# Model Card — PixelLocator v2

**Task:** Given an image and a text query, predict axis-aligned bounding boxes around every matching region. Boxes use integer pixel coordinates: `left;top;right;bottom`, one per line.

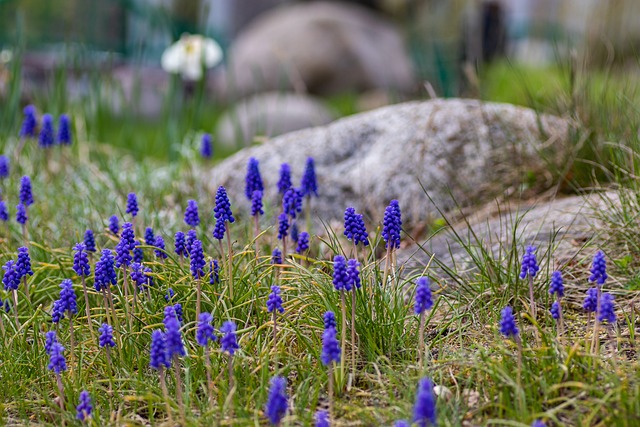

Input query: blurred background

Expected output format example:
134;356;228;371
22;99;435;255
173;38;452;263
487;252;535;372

1;0;639;160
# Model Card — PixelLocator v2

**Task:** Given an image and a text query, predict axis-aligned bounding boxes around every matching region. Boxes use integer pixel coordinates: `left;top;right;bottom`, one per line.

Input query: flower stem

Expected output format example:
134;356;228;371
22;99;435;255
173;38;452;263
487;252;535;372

419;311;425;369
158;367;174;425
528;275;536;320
81;276;94;337
351;289;357;379
173;355;185;425
11;289;19;329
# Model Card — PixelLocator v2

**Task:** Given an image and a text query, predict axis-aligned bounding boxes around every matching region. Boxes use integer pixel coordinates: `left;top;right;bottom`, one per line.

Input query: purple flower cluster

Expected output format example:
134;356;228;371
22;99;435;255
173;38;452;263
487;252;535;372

245;157;264;200
213;186;235;240
164;306;185;358
321;314;341;366
149;330;170;370
499;306;519;338
190;239;206;279
519;246;540;279
84;230;96;252
201;133;213;158
196;312;216;347
144;227;155;246
347;258;361;290
414;277;433;315
210;260;220;284
48;342;67;374
2;260;19;291
332;255;351;291
154;235;167;259
266;285;284;313
76;390;92;421
0;155;10;179
382;200;402;249
589;250;607;285
301;157;318;197
16;203;27;225
265;375;288;425
98;323;116;348
413;377;437;427
583;287;598;312
94;249;116;291
175;231;187;258
278;163;292;194
548;271;564;297
16;247;34;279
57;114;72;145
598;293;616;324
271;248;283;265
295;231;309;254
277;213;289;240
19;105;37;138
0;202;7;222
20;176;34;206
39;114;54;148
184;200;200;227
220;321;239;356
109;215;119;235
283;188;303;219
550;301;561;320
251;190;264;217
344;207;369;246
126;192;138;217
73;243;91;277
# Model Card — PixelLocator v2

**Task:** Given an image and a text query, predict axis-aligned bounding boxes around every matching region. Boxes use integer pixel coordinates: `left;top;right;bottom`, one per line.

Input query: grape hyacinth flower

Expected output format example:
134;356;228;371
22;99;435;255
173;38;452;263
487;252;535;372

130;262;150;291
84;230;96;252
175;231;187;259
499;306;519;339
196;312;216;347
165;288;175;302
382;200;402;287
221;320;240;400
598;293;616;324
0;155;10;178
108;215;119;235
549;270;565;334
94;249;117;292
15;246;34;302
197;312;217;402
16;203;27;225
48;341;67;409
45;330;58;354
126;192;139;218
213;186;235;297
115;231;133;269
333;255;350;367
277;212;290;258
210;259;220;285
415;277;433;366
519;245;540;319
220;321;239;356
271;248;283;265
73;243;91;277
174;303;184;323
99;323;116;348
589;250;607;286
144;227;155;246
321;312;340;416
296;231;309;254
150;330;170;370
185;229;197;258
19;105;37;138
277;163;292;195
251;190;264;253
267;285;284;350
19;176;34;206
190;238;206;318
301;157;318;197
184;199;200;227
395;421;410;427
290;222;299;243
413;377;437;427
154;235;167;260
133;240;143;264
76;390;92;422
550;301;561;320
531;420;546;427
57;114;72;145
323;311;336;330
321;320;341;366
164;306;186;418
283;187;303;219
3;259;19;327
265;375;288;426
38;114;54;148
48;342;67;373
583;287;598;313
149;329;174;423
51;299;65;324
315;410;330;427
201;133;213;158
344;207;369;249
58;279;78;358
0;201;7;223
245;157;264;200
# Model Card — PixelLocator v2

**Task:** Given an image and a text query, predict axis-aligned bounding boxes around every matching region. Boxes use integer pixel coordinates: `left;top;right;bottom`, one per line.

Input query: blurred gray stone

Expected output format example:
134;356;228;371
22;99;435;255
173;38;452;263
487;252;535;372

208;98;569;229
398;192;614;277
215;92;335;147
223;1;416;97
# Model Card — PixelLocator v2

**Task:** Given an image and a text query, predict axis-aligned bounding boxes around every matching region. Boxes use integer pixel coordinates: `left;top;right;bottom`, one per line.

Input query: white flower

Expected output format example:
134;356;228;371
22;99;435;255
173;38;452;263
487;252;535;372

161;34;223;81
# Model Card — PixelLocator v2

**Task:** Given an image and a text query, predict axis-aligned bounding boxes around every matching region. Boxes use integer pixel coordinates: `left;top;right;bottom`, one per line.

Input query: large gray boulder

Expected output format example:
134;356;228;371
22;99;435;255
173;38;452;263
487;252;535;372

222;1;416;97
215;92;335;147
208;98;570;229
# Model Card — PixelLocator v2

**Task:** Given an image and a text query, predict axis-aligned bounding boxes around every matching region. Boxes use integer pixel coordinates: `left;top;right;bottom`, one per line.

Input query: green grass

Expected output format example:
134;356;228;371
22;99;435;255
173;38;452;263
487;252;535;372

0;58;640;426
